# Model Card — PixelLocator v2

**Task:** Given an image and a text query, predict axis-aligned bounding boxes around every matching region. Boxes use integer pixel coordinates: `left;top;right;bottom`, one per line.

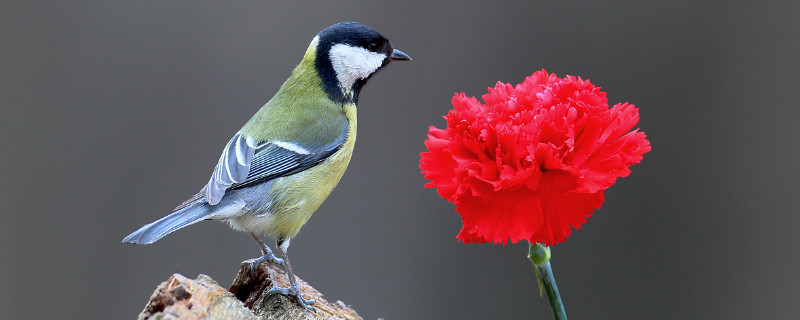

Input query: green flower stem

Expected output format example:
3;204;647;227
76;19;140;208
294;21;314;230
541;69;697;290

529;243;567;320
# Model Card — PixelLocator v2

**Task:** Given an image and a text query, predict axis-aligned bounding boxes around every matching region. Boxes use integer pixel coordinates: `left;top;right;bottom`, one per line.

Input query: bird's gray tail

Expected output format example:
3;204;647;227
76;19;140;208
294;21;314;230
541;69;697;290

122;202;212;244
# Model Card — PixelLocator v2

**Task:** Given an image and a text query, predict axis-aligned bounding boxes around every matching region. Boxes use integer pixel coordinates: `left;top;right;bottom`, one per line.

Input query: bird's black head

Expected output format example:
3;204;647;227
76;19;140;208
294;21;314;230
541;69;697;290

314;22;411;104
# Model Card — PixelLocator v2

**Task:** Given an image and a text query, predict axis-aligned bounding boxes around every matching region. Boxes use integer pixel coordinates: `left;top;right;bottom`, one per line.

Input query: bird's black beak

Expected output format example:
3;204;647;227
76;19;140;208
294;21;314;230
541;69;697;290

390;49;412;61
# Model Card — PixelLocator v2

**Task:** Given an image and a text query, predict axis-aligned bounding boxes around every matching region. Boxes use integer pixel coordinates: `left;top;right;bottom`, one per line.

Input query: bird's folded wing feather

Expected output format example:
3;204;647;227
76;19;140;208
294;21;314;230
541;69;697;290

202;123;349;205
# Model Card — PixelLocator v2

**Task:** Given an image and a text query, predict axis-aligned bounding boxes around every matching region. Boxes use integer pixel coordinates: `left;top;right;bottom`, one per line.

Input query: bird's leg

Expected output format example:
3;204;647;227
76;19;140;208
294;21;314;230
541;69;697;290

249;233;284;279
266;237;316;311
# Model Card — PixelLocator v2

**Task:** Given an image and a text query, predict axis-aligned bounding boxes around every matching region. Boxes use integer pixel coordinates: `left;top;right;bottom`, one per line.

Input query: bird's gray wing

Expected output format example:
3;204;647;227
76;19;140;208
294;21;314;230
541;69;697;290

203;134;259;205
203;124;348;205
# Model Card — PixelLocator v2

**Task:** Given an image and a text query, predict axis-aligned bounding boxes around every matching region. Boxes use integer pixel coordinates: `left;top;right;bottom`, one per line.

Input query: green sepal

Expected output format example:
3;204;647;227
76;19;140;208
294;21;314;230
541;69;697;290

529;242;551;265
528;242;550;296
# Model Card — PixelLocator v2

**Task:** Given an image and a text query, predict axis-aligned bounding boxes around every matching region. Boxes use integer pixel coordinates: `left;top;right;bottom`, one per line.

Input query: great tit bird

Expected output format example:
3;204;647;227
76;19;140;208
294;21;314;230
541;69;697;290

122;22;411;310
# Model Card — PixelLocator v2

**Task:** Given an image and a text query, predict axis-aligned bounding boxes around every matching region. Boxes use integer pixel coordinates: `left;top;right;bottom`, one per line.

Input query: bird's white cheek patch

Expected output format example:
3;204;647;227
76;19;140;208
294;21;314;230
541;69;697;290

329;44;386;88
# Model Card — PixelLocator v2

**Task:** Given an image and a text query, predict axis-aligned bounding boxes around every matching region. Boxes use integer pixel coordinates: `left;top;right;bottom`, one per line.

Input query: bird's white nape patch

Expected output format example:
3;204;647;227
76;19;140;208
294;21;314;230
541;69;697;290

272;141;310;155
329;43;387;88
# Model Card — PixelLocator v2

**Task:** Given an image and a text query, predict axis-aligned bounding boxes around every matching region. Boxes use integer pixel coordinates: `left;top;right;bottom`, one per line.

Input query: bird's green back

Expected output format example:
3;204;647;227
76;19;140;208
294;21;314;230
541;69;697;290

240;39;348;148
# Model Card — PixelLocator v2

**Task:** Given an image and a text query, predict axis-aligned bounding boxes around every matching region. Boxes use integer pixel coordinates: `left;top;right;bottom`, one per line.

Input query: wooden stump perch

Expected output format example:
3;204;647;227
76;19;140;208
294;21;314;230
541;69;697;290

138;259;363;320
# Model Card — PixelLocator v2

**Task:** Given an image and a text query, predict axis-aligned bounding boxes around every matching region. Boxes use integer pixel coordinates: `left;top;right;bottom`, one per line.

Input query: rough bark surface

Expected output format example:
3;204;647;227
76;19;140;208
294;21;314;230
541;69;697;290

137;259;362;320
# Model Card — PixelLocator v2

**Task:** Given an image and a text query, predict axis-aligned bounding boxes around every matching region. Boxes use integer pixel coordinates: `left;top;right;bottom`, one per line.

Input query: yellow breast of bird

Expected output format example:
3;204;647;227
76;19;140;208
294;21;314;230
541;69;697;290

266;104;357;238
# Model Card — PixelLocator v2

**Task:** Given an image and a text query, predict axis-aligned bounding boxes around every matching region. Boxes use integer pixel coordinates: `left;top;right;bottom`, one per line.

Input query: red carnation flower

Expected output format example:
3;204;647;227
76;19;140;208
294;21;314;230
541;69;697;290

420;70;651;245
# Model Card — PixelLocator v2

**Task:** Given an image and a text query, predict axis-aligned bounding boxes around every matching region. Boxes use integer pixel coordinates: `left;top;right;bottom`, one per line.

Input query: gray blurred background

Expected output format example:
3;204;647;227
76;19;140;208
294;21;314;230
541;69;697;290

2;1;799;319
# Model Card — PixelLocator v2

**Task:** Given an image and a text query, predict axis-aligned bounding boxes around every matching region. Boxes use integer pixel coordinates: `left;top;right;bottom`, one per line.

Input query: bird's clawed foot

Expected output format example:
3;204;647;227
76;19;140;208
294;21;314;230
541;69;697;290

249;233;285;279
249;253;285;279
266;285;316;311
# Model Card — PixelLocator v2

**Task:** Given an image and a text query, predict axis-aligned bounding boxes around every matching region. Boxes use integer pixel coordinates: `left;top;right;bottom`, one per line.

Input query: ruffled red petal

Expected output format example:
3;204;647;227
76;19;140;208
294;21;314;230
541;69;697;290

420;70;650;245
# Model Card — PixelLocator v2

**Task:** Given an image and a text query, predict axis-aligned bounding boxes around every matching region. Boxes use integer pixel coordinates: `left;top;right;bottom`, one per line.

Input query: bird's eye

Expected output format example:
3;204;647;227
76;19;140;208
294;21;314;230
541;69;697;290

367;42;379;52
